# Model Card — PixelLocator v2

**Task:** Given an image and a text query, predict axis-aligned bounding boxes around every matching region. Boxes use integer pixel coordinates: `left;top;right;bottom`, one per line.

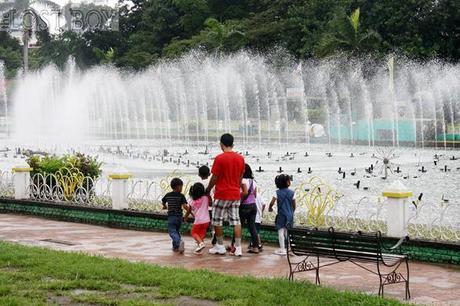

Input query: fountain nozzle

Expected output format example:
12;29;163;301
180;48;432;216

354;180;360;189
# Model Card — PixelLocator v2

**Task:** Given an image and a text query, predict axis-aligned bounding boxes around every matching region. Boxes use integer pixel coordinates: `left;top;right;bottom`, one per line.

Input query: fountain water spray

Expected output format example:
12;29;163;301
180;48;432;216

0;61;8;136
8;51;460;147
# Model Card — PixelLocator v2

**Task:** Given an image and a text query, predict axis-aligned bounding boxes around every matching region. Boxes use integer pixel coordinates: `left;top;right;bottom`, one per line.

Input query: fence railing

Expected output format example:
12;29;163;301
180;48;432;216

407;200;460;242
0;170;14;198
0;169;458;243
260;176;459;243
28;172;112;208
127;179;162;211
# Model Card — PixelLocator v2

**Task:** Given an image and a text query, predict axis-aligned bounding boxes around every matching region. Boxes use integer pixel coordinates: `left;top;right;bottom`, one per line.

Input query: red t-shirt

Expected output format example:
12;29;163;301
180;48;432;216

211;151;245;200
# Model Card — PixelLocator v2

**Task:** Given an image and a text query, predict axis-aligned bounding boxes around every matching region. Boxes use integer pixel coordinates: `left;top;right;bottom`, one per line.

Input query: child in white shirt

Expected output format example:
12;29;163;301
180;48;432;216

252;190;266;250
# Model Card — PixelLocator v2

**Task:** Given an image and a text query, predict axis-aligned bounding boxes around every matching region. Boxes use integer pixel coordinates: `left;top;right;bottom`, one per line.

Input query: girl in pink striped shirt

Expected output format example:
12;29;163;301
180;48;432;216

184;183;210;254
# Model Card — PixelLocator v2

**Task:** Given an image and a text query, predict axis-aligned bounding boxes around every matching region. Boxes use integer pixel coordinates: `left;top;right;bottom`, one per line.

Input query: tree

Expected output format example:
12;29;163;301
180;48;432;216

93;47;114;64
0;32;22;77
6;0;459;72
33;30;94;69
172;0;209;36
354;0;460;60
207;0;251;21
115;50;156;70
283;0;349;58
202;17;245;52
315;8;381;57
0;0;60;73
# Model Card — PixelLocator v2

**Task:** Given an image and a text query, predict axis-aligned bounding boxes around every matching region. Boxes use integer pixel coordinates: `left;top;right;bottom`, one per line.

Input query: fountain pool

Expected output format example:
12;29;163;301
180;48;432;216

0;52;459;241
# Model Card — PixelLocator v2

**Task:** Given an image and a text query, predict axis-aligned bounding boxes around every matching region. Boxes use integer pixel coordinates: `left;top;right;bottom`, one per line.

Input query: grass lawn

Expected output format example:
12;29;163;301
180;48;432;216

0;242;405;306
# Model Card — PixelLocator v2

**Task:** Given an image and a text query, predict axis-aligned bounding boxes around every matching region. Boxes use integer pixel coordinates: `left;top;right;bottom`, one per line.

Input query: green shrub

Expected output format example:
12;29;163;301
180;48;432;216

26;153;102;179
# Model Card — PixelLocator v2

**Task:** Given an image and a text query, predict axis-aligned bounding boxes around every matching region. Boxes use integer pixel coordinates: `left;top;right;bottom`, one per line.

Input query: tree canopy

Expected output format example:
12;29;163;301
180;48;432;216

0;0;459;76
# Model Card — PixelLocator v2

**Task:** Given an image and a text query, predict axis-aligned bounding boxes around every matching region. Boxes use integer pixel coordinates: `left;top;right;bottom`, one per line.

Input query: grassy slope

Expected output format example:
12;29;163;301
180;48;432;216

0;242;404;306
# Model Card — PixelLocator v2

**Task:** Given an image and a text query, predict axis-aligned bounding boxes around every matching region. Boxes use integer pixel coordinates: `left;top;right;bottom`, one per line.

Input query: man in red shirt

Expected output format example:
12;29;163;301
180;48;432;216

206;133;245;256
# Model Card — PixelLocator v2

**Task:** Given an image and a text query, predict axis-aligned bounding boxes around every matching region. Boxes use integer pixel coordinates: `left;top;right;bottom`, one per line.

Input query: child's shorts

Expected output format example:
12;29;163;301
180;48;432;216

192;222;210;240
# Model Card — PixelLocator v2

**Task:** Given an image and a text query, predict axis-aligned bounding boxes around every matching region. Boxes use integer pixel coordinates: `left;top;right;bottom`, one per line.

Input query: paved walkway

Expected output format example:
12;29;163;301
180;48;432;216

0;214;459;305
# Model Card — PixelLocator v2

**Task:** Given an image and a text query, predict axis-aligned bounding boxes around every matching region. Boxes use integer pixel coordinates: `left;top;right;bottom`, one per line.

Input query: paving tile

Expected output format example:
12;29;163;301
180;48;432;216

0;213;459;305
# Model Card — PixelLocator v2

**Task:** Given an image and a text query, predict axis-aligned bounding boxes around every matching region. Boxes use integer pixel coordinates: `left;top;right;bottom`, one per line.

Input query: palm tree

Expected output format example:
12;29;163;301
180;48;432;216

0;0;60;73
315;8;381;57
203;18;245;52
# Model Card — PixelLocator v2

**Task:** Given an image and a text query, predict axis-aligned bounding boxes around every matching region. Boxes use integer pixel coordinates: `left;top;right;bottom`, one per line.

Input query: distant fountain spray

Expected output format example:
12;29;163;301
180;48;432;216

8;51;460;147
0;61;8;136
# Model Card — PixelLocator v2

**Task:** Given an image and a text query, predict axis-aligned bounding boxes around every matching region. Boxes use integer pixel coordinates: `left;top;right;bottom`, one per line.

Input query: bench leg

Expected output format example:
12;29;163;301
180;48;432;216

377;261;384;298
287;256;320;284
315;268;320;285
288;255;294;282
289;269;294;281
287;244;295;282
405;258;411;300
377;259;410;300
315;255;321;285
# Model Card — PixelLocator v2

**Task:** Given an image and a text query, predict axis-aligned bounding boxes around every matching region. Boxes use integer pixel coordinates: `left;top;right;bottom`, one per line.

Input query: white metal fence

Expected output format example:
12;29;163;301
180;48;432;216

0;170;458;242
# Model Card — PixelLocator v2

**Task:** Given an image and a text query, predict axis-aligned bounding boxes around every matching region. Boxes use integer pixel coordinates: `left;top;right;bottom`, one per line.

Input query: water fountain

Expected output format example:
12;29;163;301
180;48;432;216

0;61;8;137
1;52;459;248
2;51;459;149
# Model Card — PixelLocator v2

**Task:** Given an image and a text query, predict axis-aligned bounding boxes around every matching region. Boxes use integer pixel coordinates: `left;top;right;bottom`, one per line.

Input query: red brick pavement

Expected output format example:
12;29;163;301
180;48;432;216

0;214;459;305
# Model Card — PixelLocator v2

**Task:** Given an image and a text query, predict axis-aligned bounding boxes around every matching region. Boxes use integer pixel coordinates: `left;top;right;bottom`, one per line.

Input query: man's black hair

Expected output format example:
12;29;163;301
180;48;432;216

170;178;183;190
198;165;210;178
220;133;234;147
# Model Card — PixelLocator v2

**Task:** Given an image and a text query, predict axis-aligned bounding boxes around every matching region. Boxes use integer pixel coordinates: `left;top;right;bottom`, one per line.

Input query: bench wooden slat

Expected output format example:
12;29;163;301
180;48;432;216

289;229;383;256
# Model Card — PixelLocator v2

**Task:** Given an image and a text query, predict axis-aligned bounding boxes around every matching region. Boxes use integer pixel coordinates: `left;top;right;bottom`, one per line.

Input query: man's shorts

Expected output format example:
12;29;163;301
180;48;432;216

212;199;240;226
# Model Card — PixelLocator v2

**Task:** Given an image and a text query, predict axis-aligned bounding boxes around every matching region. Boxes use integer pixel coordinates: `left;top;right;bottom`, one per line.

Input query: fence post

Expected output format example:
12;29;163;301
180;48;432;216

109;173;131;210
382;180;412;238
12;165;32;200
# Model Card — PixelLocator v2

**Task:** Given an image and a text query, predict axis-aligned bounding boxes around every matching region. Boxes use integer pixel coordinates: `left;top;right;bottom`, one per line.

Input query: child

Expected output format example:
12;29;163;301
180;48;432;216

253;189;266;251
240;163;259;254
184;182;210;254
268;174;296;256
161;178;188;254
228;163;258;255
198;165;216;245
198;165;211;185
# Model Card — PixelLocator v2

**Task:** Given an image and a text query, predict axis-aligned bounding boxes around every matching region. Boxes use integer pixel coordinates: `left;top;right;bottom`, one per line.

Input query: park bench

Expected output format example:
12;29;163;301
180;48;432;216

287;227;410;299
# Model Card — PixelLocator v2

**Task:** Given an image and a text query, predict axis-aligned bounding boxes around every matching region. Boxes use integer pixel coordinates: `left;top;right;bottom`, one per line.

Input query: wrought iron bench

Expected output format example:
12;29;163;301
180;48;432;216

287;227;410;299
